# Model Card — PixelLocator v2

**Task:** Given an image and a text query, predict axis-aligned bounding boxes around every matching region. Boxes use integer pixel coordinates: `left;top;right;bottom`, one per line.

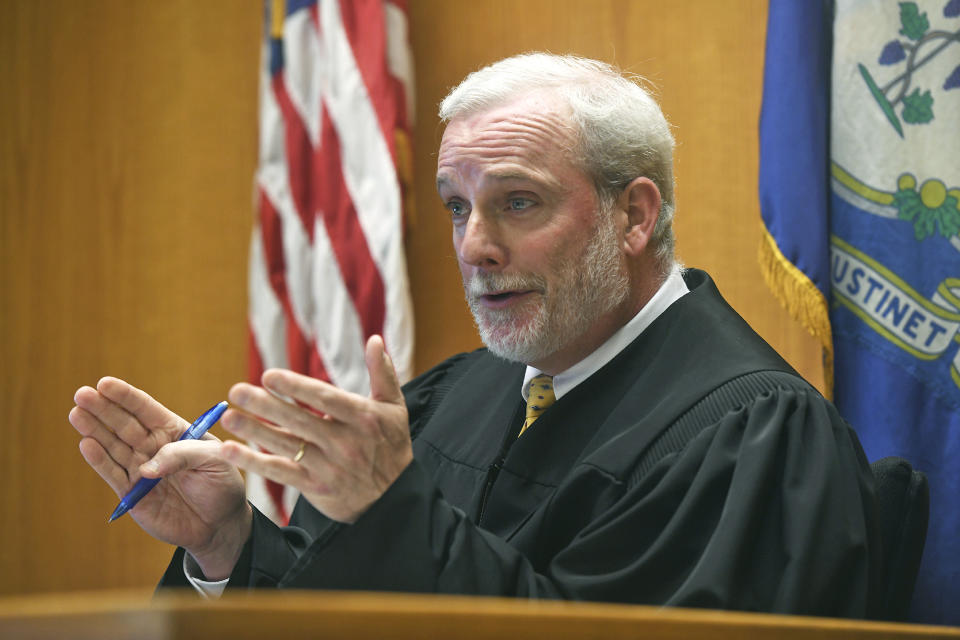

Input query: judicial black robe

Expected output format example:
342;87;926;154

162;269;882;617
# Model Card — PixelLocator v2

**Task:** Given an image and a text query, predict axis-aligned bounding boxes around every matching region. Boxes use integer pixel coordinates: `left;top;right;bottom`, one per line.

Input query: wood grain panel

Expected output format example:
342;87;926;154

2;591;959;639
0;0;823;596
0;0;261;594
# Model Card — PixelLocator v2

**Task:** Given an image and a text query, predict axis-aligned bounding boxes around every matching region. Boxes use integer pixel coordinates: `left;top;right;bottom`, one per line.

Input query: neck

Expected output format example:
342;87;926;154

530;274;662;375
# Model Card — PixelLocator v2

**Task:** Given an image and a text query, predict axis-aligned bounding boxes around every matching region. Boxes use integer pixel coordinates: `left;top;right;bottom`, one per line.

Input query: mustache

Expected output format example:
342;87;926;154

466;271;547;298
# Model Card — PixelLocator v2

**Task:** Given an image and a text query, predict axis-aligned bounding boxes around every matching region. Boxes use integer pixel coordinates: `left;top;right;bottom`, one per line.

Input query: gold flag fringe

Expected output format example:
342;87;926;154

758;225;835;399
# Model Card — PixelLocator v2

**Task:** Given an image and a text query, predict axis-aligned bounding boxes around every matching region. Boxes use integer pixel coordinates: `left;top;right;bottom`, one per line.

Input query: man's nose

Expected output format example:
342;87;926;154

458;212;506;269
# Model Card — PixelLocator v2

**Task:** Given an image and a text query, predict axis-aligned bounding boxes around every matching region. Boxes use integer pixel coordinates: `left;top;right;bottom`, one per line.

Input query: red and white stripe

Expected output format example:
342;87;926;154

247;0;415;524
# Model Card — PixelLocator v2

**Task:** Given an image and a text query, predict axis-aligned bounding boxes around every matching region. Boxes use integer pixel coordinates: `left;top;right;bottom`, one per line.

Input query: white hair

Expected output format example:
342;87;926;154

439;53;677;274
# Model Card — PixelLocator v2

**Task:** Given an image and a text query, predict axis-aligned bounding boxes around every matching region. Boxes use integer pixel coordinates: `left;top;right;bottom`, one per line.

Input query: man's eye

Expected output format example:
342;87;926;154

508;198;534;211
447;201;468;218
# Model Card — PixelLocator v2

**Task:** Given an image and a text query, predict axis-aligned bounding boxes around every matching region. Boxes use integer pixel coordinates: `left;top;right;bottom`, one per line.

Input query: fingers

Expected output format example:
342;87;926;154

221;440;308;488
140;439;228;479
259;368;364;425
97;376;187;441
239;371;376;455
78;437;132;497
73;399;225;491
365;335;404;405
249;336;402;428
73;378;185;456
73;384;151;449
220;404;307;459
69;404;139;470
227;383;320;440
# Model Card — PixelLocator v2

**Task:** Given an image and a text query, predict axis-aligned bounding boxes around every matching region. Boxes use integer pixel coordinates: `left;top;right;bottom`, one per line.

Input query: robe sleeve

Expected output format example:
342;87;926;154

244;383;880;617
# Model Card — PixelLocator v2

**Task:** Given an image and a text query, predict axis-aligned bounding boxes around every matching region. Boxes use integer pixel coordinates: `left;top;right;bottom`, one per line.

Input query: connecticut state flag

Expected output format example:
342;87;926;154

760;0;960;624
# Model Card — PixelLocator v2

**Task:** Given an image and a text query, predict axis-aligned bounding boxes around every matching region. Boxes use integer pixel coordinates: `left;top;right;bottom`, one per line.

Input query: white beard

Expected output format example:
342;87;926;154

464;211;629;364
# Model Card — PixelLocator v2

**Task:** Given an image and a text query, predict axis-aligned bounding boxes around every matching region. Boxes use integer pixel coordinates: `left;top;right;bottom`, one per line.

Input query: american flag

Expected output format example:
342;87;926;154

248;0;415;524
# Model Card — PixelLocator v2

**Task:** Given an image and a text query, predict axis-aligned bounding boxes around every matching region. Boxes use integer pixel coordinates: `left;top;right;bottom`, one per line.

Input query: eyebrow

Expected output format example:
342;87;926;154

436;170;551;193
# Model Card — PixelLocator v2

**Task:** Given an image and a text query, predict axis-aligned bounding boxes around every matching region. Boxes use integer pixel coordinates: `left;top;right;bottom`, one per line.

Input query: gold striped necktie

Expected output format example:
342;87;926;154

520;374;556;437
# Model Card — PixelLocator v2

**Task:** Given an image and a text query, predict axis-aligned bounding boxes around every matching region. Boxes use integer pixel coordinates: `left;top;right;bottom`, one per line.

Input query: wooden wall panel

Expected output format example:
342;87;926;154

0;0;262;594
0;0;821;595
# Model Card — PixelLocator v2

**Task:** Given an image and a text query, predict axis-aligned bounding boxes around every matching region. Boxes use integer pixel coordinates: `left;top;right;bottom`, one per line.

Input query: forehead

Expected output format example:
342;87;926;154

436;93;581;190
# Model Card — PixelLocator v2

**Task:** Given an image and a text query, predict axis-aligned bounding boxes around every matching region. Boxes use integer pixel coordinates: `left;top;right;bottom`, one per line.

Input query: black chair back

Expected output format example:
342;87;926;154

870;456;929;621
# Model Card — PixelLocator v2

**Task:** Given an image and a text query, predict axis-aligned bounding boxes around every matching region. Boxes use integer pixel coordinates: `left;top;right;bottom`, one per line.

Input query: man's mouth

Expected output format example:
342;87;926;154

478;290;535;308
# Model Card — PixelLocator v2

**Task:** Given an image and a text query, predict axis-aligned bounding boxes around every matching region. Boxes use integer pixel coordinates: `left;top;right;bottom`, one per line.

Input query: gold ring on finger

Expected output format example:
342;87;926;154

292;440;306;463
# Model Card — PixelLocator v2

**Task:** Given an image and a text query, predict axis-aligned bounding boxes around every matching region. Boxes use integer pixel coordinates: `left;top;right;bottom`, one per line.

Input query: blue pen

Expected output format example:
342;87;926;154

108;400;229;523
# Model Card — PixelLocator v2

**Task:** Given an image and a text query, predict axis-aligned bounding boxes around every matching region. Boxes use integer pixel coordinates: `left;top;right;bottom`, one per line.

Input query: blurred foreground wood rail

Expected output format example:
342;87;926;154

1;590;959;640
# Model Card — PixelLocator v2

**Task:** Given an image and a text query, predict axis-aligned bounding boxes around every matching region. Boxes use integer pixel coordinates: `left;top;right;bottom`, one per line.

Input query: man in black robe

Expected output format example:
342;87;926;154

70;53;881;617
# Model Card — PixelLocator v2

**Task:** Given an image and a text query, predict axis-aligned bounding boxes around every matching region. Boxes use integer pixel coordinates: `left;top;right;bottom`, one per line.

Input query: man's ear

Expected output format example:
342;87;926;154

616;177;661;257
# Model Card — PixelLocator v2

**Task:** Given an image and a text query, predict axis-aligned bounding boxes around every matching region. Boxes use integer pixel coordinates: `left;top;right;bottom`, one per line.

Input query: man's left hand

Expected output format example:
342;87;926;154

219;335;412;523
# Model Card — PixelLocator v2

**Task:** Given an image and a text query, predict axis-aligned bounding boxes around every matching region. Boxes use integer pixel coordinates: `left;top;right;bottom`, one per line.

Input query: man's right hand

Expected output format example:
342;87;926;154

69;377;252;580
